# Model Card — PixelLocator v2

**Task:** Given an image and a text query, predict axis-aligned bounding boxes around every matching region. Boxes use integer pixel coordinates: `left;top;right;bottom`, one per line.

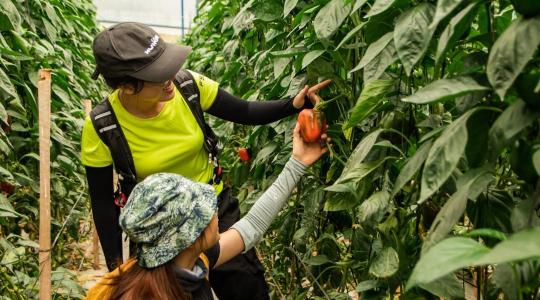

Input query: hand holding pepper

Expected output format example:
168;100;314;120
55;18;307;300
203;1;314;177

292;122;330;166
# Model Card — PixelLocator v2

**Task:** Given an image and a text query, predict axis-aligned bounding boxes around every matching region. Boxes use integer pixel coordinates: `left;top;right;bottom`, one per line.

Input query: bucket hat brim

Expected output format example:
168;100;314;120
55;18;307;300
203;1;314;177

136;190;217;268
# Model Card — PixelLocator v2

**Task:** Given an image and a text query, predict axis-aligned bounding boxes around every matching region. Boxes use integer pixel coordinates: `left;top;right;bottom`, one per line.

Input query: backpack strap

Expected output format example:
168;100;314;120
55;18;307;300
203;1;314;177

174;70;222;184
89;97;137;206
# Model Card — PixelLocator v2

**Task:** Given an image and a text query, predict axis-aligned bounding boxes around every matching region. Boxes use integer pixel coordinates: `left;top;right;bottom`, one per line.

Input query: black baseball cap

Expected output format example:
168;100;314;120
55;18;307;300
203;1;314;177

91;22;191;83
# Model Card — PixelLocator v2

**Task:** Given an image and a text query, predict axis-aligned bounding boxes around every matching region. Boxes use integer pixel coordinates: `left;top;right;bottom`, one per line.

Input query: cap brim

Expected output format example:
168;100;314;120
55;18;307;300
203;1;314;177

131;43;192;82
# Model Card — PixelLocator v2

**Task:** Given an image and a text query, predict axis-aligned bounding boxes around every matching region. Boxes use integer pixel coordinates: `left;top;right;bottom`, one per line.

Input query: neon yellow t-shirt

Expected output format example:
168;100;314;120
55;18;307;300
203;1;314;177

80;70;223;194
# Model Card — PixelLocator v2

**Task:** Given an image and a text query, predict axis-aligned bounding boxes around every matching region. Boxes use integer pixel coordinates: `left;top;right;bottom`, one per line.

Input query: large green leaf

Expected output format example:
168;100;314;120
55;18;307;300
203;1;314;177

430;0;466;29
487;16;540;99
0;67;19;107
343;79;394;129
423;167;494;250
334;156;394;185
0;0;22;31
369;247;399;278
394;3;436;75
418;274;465;299
392;140;433;196
419;108;482;203
283;0;299;17
358;191;390;224
365;0;397;18
273;57;291;79
341;129;384;175
475;227;540;265
313;0;352;41
488;99;539;161
435;3;478;67
335;22;365;50
0;194;22;218
407;237;490;289
402;76;489;104
301;50;325;70
363;40;397;82
350;31;393;73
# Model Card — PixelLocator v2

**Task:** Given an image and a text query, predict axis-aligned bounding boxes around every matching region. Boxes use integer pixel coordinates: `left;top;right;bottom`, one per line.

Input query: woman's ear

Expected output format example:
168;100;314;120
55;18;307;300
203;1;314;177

120;83;137;95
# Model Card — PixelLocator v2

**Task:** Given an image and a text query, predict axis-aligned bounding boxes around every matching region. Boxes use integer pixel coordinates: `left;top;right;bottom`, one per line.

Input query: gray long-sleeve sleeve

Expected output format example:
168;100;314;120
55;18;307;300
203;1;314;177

231;156;307;252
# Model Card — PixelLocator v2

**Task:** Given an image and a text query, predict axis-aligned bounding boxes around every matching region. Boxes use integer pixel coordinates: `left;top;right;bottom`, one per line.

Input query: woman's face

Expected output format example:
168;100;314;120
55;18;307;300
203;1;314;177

123;79;176;104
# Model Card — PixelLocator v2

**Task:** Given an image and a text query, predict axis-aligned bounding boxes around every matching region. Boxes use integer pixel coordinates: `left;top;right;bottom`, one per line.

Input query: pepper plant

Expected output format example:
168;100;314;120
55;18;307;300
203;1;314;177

0;0;103;298
185;0;540;298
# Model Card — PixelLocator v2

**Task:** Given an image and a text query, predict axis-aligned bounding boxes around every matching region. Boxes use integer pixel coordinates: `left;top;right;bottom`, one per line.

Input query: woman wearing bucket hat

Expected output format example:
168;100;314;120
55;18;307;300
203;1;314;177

84;122;329;300
81;22;331;299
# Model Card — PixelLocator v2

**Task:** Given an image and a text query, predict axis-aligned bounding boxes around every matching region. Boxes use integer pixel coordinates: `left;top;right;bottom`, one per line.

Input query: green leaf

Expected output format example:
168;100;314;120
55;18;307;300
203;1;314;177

430;0;466;29
402;76;489;104
392;140;433;195
369;247;399;278
305;254;331;266
270;47;306;57
418;274;466;299
487;16;540;99
323;183;363;211
363;40;397;82
301;50;325;70
358;191;390;224
341;129;384;176
0;67;19;105
283;0;299;17
0;194;21;218
335;157;394;185
0;102;7;125
335;22;365;50
511;195;540;232
343;79;394;129
365;0;396;18
394;3;435;75
475;227;540;265
251;1;281;22
533;147;540;175
314;0;352;41
423;167;494;250
350;31;393;73
0;0;22;31
273;57;291;79
435;3;479;67
463;228;507;241
407;237;490;290
356;280;378;292
488;100;539;161
419;108;483;203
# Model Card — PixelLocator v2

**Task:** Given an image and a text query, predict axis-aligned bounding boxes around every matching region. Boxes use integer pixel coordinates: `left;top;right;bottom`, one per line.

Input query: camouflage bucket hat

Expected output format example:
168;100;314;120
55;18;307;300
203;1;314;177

119;173;217;268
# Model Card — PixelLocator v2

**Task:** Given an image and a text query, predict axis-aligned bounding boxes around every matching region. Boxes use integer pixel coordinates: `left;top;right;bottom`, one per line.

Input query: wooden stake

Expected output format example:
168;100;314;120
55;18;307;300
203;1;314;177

38;69;52;300
83;100;101;270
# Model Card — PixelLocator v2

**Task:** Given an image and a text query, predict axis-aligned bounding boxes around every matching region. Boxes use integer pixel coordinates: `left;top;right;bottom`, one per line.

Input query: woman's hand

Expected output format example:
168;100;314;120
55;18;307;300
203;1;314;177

292;122;330;166
292;79;332;109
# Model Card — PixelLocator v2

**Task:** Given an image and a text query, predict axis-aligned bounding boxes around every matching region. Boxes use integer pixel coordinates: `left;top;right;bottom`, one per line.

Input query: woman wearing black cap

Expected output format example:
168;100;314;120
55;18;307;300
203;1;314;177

82;22;330;300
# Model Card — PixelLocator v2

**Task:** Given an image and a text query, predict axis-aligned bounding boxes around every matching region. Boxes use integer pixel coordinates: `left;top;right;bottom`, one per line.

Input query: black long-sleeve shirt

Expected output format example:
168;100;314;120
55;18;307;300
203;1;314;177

85;88;309;270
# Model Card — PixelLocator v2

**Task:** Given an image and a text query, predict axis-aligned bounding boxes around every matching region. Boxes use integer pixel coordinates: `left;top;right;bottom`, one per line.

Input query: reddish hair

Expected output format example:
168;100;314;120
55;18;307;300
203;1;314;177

108;258;189;300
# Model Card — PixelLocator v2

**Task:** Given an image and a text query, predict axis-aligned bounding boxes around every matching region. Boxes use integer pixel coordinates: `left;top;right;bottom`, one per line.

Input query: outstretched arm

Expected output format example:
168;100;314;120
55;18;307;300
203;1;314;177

214;123;329;268
206;80;331;125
